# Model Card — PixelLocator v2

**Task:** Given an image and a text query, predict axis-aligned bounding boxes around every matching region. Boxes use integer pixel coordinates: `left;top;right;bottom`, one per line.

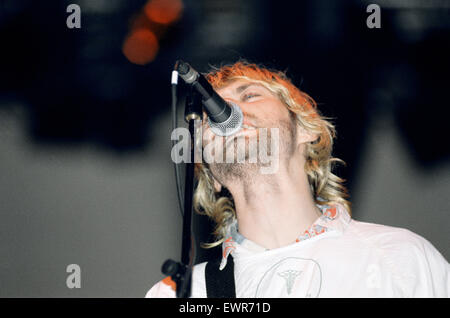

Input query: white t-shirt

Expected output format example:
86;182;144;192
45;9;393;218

146;204;449;298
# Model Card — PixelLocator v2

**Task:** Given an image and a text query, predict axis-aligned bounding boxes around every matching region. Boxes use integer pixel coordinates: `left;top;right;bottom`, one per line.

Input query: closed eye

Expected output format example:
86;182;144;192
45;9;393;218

241;92;261;101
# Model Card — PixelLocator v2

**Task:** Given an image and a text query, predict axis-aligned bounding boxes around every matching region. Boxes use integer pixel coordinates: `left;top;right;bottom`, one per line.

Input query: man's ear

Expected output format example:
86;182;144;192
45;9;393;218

213;177;222;193
296;126;318;145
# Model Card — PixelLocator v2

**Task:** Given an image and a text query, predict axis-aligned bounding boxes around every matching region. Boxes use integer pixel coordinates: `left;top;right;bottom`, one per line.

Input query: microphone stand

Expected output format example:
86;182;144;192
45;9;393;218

162;87;202;298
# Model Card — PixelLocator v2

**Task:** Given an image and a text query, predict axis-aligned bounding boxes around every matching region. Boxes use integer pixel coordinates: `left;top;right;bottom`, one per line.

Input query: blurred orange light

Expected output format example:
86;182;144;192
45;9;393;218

144;0;183;25
122;29;159;65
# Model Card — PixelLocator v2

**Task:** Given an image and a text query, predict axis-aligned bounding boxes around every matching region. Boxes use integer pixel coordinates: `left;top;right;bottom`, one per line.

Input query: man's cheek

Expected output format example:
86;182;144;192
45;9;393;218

203;135;225;164
202;130;216;149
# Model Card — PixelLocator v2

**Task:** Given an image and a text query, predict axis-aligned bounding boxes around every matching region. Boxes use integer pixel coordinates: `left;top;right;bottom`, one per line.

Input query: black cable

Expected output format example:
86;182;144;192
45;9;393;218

171;81;184;217
171;65;198;265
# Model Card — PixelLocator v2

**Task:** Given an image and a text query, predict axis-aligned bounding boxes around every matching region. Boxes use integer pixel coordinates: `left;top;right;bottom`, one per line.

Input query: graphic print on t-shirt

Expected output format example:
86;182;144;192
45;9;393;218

255;257;322;297
277;270;302;294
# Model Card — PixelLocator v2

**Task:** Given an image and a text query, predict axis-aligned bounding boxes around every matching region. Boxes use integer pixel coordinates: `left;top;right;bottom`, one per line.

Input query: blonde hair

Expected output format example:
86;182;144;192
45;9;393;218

193;61;351;248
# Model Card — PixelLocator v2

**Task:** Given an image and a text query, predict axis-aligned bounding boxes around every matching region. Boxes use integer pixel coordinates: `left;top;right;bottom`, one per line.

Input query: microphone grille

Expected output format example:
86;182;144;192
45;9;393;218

208;103;243;137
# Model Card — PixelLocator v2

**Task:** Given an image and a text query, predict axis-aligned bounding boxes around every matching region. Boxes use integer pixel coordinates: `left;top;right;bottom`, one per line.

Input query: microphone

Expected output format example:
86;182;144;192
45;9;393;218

175;60;243;136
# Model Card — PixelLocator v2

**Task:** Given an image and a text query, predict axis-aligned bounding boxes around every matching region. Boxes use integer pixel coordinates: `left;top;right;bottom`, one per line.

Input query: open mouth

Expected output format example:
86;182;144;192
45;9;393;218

241;124;256;130
224;126;258;145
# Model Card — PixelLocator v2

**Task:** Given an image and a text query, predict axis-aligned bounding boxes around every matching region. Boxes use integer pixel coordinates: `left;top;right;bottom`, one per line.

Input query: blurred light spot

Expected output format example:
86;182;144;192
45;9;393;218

189;0;262;60
394;11;427;43
122;29;159;65
144;0;183;25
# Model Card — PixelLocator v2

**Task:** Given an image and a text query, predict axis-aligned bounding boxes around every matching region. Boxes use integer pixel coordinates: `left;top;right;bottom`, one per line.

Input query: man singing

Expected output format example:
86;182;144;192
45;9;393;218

146;61;449;297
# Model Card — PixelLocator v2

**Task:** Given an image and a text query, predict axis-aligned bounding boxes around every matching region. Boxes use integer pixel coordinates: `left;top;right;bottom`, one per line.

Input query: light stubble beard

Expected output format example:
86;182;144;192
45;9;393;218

208;115;297;191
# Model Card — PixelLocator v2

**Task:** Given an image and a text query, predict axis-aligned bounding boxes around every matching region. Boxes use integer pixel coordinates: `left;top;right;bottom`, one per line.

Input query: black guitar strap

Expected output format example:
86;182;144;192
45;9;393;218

205;256;236;298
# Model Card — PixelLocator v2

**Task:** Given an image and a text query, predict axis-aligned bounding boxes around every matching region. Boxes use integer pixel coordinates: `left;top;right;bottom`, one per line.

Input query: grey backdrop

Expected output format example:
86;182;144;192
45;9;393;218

0;103;449;297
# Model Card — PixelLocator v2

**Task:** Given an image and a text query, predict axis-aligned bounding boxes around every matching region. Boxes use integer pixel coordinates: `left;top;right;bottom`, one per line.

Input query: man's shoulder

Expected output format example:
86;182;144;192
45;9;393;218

347;219;438;254
347;219;448;272
145;262;208;298
145;275;177;298
346;219;449;296
348;219;425;248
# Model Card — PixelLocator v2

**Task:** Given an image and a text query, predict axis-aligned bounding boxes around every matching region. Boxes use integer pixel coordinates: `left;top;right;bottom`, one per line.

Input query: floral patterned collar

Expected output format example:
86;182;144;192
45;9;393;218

219;203;351;270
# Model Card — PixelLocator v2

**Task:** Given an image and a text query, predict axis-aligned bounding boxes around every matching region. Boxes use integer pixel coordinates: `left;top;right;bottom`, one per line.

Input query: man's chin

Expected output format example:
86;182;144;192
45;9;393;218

209;161;258;181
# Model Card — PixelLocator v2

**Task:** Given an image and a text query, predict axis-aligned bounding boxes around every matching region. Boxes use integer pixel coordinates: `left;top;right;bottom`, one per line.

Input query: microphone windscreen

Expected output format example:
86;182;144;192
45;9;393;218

208;102;243;137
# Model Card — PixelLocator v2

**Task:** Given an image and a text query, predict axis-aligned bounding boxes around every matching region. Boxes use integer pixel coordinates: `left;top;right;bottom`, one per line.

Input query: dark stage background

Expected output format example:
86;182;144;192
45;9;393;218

0;0;449;297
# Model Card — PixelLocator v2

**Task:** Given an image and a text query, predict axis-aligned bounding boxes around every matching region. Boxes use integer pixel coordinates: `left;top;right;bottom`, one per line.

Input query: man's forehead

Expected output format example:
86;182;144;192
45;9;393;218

216;79;264;96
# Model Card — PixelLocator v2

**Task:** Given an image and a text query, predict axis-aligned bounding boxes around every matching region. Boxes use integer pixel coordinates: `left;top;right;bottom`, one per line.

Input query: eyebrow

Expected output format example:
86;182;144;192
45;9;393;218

235;83;263;94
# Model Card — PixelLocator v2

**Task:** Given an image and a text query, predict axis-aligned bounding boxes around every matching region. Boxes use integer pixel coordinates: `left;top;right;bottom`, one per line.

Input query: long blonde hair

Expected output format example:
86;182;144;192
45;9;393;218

193;61;351;248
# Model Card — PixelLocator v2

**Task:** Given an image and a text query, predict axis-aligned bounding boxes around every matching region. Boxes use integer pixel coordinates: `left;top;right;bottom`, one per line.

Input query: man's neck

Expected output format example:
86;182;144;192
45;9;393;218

226;160;322;250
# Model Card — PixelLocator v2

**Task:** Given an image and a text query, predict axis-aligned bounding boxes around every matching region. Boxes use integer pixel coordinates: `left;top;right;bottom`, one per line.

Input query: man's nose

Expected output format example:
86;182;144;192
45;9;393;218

223;97;240;107
223;98;251;118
